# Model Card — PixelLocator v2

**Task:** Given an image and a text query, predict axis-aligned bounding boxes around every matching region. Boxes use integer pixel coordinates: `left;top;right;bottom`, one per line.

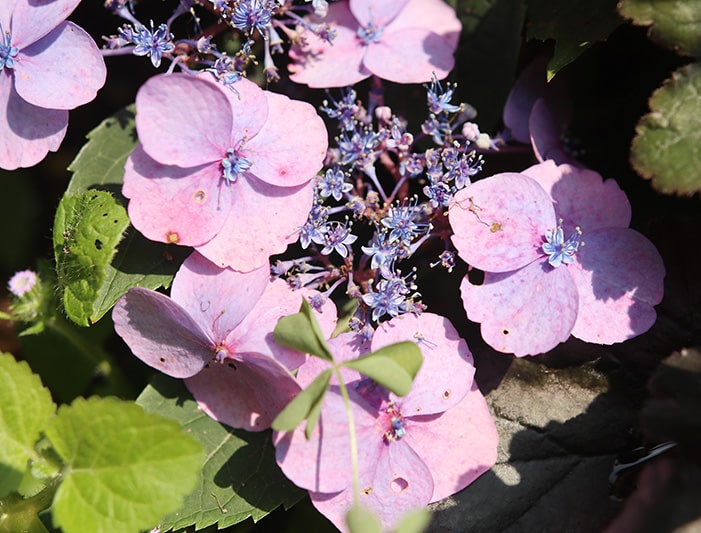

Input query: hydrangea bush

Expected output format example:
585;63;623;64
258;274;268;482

1;1;699;532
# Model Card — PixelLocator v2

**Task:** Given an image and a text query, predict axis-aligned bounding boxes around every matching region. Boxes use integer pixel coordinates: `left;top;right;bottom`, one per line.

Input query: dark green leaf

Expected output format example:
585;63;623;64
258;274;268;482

630;62;701;195
137;376;304;530
274;299;333;360
272;369;332;433
342;342;422;397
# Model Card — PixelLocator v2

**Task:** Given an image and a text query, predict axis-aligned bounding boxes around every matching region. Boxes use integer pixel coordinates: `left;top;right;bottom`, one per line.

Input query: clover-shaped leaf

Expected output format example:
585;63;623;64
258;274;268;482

343;341;423;397
272;369;332;437
45;396;203;533
630;63;701;196
274;299;334;360
0;353;55;498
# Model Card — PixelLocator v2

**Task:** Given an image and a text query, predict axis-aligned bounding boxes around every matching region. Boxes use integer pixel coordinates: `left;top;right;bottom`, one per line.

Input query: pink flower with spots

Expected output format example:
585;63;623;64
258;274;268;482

274;313;498;531
112;251;337;431
448;160;665;357
289;0;461;88
0;0;106;170
122;72;328;272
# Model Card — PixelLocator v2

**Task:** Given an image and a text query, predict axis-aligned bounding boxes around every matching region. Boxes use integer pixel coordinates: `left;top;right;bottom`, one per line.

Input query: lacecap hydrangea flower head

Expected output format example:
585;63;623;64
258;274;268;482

289;0;461;87
0;0;106;170
448;160;665;357
274;313;498;531
113;251;337;431
123;72;328;271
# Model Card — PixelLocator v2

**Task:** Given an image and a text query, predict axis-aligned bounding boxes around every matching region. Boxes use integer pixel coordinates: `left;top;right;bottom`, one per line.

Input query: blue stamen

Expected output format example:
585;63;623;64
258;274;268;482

357;21;383;45
542;222;582;268
0;24;19;71
221;148;253;185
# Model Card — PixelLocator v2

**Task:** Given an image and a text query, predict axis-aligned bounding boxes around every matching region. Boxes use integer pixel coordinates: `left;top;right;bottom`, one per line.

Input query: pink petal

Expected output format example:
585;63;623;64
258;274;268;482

569;227;665;344
288;2;370;88
10;0;80;47
112;287;214;378
243;90;327;187
350;0;408;27
217;75;269;145
0;74;67;170
449;173;557;273
195;175;314;271
186;352;302;431
169;251;269;340
229;279;338;370
384;0;462;49
0;2;14;29
460;260;578;356
135;73;232;167
364;28;455;83
372;313;475;415
14;22;105;110
529;98;579;166
502;56;549;144
408;382;498;502
310;440;433;532
123;146;229;247
522;161;632;230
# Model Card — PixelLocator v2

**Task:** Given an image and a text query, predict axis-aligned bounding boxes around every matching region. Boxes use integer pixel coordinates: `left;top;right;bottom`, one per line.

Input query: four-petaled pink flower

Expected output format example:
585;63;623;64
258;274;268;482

274;313;498;531
0;0;106;170
289;0;461;88
113;251;337;431
448;160;665;357
122;72;328;272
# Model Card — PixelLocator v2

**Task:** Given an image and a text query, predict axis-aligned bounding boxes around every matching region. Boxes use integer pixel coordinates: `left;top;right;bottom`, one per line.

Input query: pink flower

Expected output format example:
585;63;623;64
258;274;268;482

112;251;337;431
122;72;328;271
448;161;665;356
274;313;498;531
0;0;106;170
289;0;461;88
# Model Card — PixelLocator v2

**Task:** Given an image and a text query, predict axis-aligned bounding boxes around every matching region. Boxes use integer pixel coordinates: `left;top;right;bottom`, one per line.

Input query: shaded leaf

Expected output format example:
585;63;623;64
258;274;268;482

46;396;203;533
0;354;55;498
526;0;622;80
630;62;701;195
395;508;432;533
346;504;382;533
274;299;333;360
271;369;332;434
618;0;701;57
342;341;422;397
137;375;304;531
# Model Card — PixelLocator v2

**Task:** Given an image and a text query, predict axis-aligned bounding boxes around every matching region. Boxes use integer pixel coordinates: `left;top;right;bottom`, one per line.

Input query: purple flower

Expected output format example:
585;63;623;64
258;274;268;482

122;72;328;272
274;313;498;531
7;269;37;297
129;21;175;68
113;251;338;430
0;0;106;170
448;161;665;356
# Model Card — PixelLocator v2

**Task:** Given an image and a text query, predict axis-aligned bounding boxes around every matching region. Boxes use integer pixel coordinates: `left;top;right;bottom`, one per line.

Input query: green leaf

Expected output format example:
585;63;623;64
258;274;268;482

61;105;189;325
526;0;622;80
395;508;432;533
53;190;130;326
272;369;332;433
274;299;333;360
630;63;701;195
137;375;304;531
45;396;203;533
618;0;701;57
0;353;56;498
342;342;423;397
346;504;382;533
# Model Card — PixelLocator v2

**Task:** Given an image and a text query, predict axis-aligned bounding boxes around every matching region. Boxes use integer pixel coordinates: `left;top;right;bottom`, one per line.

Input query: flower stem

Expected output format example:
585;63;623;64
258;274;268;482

333;365;361;502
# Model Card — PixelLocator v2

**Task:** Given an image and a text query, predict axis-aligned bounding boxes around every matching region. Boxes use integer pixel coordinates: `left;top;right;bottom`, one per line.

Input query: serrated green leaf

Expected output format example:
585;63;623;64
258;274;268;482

274;299;333;360
0;353;56;498
45;396;203;533
395;508;432;533
342;342;423;397
53;191;130;326
526;0;621;80
137;375;304;531
619;0;701;57
630;63;701;195
272;369;332;433
346;504;382;533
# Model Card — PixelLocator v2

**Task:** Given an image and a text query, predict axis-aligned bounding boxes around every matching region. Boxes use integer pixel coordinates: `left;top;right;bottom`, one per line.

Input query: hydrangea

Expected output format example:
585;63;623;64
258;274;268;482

122;72;328;271
113;251;337;430
288;0;461;87
448;161;665;356
274;313;498;531
0;0;106;170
